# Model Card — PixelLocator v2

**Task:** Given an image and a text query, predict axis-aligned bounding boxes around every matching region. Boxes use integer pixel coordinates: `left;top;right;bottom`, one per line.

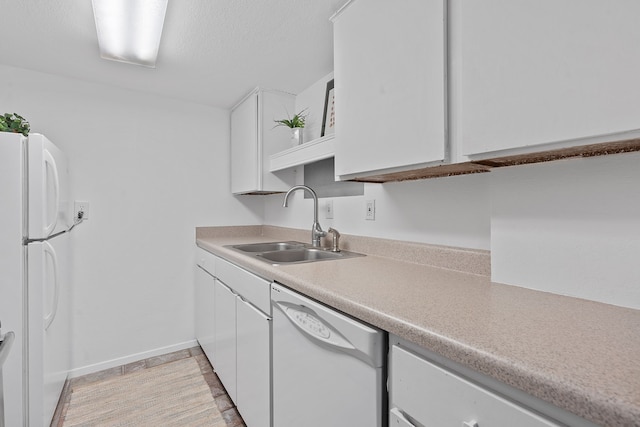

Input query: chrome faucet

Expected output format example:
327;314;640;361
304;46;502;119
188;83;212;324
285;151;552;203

282;185;326;247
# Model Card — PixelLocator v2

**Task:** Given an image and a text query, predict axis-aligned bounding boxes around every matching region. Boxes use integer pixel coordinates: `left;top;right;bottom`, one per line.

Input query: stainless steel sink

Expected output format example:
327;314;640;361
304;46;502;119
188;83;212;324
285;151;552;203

231;241;305;253
225;241;364;265
257;248;348;263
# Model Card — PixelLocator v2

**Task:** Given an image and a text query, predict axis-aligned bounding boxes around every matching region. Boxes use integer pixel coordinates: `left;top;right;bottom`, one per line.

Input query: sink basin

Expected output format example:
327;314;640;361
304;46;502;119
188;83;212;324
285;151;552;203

225;241;364;265
231;241;304;253
257;248;347;264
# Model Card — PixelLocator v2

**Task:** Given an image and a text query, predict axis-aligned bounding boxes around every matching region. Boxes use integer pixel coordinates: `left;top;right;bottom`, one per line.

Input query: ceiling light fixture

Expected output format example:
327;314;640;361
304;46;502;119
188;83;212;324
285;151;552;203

91;0;168;68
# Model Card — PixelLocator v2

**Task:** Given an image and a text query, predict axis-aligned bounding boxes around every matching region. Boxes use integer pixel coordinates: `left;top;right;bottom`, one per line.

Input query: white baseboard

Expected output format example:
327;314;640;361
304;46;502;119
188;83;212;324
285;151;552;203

68;339;199;378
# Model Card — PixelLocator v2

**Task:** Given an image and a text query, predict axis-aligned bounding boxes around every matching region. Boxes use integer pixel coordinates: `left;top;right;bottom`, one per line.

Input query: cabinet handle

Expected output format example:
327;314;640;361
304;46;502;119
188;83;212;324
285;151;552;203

389;408;416;426
216;279;235;295
237;295;271;321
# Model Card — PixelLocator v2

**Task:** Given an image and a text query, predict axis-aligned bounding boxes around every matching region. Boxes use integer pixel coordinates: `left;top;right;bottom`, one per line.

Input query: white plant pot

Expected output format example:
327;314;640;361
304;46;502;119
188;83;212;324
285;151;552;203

291;127;303;146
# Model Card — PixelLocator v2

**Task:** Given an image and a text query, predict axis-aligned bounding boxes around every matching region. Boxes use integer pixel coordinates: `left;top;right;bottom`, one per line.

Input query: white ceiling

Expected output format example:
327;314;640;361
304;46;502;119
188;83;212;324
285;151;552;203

1;0;342;109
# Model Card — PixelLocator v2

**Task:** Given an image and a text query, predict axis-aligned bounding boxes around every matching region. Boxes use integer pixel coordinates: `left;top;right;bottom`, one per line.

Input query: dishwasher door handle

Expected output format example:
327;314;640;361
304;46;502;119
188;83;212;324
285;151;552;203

273;300;379;367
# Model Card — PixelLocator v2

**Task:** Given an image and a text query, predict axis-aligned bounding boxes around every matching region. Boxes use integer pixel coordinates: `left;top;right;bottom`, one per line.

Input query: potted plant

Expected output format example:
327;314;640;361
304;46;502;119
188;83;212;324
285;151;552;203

0;113;30;136
274;109;308;146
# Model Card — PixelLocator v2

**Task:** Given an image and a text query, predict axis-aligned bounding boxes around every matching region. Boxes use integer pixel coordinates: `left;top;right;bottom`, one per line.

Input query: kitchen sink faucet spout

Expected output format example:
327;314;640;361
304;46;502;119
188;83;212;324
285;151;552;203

282;185;326;247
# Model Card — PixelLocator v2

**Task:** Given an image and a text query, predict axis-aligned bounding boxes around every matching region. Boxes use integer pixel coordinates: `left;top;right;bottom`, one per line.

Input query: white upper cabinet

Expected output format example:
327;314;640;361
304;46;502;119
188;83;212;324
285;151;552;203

231;88;296;194
332;0;447;180
459;0;640;158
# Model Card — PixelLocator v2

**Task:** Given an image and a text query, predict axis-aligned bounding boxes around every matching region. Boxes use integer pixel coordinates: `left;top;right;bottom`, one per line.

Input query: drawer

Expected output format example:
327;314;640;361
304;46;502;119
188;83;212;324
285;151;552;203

196;247;217;276
391;345;560;427
215;256;270;314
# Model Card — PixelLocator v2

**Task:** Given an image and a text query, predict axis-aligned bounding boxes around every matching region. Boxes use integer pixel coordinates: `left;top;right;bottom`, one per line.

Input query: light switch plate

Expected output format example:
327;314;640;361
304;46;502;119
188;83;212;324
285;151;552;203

325;200;334;219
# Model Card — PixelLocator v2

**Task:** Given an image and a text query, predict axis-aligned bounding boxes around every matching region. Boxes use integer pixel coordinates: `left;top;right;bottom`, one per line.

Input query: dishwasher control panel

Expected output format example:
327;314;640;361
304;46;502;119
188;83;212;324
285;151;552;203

288;307;331;339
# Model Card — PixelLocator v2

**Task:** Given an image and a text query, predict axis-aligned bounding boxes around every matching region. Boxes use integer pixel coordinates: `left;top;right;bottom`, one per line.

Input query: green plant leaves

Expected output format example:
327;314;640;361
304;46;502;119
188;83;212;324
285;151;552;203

0;113;30;136
273;108;308;129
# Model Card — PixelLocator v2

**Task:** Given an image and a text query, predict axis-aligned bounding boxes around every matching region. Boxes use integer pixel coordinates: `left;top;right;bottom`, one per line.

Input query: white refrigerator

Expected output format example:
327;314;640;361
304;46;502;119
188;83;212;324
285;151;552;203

0;132;72;426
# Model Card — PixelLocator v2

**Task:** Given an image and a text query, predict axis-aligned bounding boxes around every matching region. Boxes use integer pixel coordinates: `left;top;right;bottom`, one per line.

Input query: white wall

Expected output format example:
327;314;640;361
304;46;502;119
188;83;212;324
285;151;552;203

0;64;263;373
294;71;334;144
491;152;640;310
266;148;640;310
264;175;492;250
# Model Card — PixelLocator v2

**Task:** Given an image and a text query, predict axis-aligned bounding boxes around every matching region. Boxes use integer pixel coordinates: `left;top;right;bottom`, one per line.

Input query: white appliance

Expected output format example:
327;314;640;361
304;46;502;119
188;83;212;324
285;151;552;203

0;133;73;426
271;283;386;427
0;328;16;427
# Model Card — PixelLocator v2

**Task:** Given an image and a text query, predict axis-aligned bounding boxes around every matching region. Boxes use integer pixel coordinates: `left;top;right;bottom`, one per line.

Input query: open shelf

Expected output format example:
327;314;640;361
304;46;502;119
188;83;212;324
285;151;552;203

269;134;335;172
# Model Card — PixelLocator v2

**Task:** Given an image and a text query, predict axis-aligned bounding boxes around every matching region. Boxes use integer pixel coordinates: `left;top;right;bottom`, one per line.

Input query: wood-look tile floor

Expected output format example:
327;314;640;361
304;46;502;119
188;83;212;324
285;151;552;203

50;346;246;427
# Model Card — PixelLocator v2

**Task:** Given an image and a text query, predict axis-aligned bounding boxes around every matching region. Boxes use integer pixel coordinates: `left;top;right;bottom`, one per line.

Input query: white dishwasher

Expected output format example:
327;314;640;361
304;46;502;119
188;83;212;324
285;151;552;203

271;283;386;427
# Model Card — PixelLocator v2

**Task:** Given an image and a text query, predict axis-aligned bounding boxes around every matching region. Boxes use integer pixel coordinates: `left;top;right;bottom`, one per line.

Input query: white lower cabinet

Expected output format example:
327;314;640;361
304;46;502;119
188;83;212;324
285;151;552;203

211;255;272;427
390;344;560;427
214;280;237;403
389;408;419;427
194;265;216;362
236;297;271;427
195;247;219;363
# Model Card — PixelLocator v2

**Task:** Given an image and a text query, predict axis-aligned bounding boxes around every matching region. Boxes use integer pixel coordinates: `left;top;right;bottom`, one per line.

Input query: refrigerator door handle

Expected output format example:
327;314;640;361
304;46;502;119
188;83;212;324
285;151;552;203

0;331;15;367
0;331;15;427
43;241;59;330
43;149;60;237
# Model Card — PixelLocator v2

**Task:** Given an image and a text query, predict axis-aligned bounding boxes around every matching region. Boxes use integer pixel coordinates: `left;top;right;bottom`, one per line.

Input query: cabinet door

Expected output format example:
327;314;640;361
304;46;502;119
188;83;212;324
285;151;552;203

215;255;271;313
391;345;560;427
231;92;259;194
214;279;237;403
195;265;215;363
333;0;446;179
231;89;295;194
259;90;297;193
459;0;640;157
236;297;271;427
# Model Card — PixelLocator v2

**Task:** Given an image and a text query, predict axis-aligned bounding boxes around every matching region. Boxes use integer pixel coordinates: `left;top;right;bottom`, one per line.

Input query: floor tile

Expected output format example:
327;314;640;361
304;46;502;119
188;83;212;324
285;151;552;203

189;346;204;357
222;408;246;427
69;365;122;388
122;359;146;375
215;394;235;412
144;348;191;368
203;371;227;397
195;353;214;374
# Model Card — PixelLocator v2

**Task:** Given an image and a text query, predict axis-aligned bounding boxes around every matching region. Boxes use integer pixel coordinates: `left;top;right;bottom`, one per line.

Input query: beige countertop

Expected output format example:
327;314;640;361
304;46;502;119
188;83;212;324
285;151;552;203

196;225;640;427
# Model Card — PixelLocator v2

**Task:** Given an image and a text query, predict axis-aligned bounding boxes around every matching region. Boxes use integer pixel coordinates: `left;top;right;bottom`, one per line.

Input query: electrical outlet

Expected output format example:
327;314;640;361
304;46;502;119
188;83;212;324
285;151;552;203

365;199;375;221
325;200;334;219
74;201;90;221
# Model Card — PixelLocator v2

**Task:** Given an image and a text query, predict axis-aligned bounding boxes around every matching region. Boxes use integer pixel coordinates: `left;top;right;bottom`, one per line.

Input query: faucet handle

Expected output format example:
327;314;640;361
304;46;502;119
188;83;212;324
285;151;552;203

327;227;341;252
